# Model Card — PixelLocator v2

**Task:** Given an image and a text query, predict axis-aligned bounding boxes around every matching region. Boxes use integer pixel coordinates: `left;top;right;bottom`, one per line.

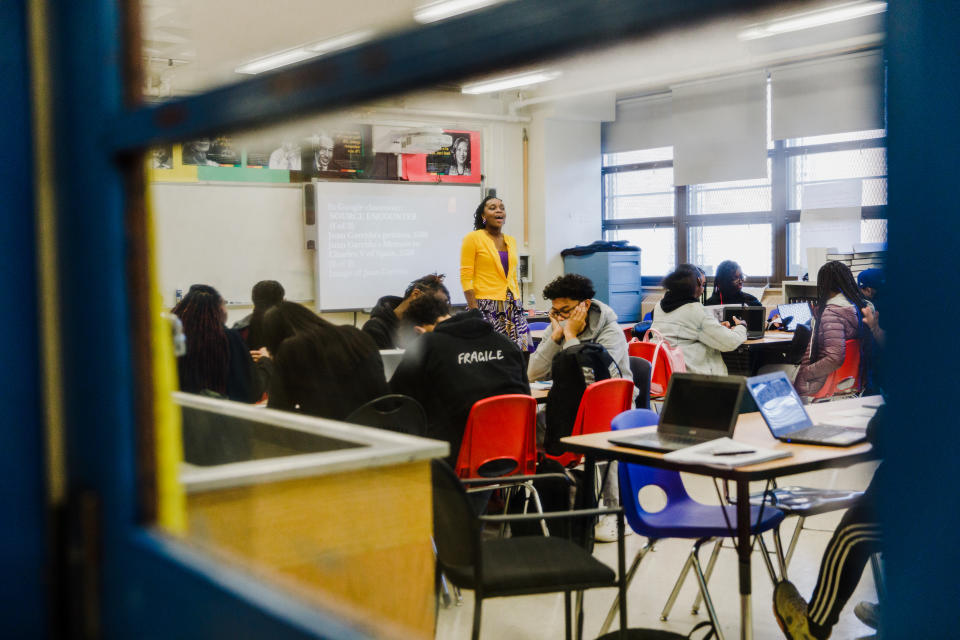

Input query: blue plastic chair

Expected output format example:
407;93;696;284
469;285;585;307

642;311;653;322
598;409;787;638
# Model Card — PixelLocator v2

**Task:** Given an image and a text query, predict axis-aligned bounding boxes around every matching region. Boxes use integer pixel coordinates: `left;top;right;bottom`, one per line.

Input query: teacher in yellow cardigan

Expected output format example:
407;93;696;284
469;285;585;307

460;195;531;351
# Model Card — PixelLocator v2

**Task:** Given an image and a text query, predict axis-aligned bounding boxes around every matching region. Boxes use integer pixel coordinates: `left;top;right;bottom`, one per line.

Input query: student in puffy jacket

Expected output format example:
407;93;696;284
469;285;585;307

794;261;871;397
650;264;747;375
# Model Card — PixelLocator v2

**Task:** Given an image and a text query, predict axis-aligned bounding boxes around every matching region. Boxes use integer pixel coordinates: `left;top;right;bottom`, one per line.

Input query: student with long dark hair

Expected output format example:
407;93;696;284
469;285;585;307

233;280;285;349
261;301;388;420
172;284;261;402
794;261;871;397
459;195;530;350
650;264;746;375
705;259;762;306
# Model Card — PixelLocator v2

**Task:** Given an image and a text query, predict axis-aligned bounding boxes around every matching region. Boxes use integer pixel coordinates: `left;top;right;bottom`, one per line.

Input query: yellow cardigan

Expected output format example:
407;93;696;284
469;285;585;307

459;229;521;301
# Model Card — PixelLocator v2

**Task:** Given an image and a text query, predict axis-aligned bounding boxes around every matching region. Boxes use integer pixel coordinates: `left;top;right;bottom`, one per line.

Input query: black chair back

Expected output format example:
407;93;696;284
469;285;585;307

431;460;479;573
345;393;427;436
629;356;651;409
786;323;813;364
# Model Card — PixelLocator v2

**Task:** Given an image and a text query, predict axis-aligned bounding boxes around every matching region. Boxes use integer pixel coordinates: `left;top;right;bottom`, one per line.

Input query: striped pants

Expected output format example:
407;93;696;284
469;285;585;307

807;475;882;634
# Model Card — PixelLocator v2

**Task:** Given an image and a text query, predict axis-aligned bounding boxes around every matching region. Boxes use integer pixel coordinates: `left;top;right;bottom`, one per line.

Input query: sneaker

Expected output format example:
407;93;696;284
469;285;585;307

854;602;879;630
773;581;818;640
593;514;632;543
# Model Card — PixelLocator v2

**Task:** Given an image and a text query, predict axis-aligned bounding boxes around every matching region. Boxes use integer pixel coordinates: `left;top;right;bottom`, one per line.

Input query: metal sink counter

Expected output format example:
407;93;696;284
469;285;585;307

175;391;448;493
173;391;447;638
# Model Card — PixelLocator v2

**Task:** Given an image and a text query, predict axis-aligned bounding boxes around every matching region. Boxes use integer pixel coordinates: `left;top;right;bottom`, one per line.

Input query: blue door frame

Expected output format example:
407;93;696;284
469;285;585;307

4;0;956;637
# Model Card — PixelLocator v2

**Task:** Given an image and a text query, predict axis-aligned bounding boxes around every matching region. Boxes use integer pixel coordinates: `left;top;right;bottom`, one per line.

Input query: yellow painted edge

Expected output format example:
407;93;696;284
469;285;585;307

145;161;187;533
28;0;66;505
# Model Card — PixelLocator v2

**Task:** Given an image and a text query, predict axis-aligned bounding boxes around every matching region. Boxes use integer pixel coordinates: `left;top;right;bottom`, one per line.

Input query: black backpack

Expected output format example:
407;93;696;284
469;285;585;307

544;342;621;456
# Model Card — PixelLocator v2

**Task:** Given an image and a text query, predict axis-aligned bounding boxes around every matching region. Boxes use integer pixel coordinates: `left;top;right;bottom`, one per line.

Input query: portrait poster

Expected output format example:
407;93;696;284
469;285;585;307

401;129;481;183
182;136;240;167
302;125;369;179
150;144;173;170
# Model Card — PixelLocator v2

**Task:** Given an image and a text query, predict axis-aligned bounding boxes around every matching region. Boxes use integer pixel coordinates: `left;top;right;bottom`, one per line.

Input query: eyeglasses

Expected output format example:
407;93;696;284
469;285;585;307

549;304;576;319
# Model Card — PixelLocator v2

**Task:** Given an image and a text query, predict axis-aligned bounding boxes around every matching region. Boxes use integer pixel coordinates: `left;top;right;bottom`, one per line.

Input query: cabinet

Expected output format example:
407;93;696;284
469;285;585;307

563;250;641;321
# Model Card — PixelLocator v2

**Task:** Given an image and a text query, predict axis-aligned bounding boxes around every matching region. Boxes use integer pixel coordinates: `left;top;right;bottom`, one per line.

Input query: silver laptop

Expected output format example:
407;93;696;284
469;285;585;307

608;373;746;452
777;302;813;331
745;371;867;447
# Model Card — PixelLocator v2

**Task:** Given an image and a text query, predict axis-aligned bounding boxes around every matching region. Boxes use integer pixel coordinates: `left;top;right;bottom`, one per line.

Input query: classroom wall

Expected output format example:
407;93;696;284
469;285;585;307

526;108;603;308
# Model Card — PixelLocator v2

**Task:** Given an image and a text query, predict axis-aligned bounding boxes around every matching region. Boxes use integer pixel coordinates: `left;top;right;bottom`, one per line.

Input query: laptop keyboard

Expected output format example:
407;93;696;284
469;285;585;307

656;434;702;448
790;424;849;440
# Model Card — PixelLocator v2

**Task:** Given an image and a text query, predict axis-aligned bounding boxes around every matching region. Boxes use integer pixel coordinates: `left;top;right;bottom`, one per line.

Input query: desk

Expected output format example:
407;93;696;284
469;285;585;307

531;386;549;402
560;396;878;640
724;331;794;376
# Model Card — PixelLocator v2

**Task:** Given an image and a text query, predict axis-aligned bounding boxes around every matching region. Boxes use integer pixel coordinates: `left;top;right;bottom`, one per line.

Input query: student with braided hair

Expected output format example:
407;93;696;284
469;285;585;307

794;261;872;397
260;301;388;420
171;284;261;403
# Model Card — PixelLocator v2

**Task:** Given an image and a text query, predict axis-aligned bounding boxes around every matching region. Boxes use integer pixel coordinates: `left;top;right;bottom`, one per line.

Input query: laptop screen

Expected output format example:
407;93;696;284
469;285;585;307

660;375;744;433
723;306;765;333
777;302;812;331
746;372;812;437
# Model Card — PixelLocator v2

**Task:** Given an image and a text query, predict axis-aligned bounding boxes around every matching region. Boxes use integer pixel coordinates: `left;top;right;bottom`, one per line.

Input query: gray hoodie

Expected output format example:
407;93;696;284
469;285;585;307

527;298;632;387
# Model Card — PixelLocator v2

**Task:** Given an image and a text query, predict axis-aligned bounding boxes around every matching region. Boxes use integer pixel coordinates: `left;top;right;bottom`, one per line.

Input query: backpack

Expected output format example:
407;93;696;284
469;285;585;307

544;342;620;456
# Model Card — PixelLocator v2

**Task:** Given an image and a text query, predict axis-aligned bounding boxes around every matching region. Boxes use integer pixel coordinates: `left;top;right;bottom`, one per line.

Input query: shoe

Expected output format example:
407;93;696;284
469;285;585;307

593;514;632;543
773;581;818;640
854;601;879;630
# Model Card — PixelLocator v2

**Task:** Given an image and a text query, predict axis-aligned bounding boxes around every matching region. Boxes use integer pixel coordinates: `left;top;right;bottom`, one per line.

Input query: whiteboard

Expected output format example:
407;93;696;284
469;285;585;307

152;183;313;306
314;181;481;310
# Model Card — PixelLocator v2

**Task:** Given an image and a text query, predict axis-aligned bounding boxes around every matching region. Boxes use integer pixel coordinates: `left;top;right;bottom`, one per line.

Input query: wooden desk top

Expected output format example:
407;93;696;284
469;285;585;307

561;396;879;481
743;330;794;345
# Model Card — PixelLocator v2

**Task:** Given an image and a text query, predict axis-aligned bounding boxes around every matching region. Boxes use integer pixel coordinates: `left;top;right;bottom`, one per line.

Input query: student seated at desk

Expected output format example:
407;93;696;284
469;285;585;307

705;259;763;306
794;261;872;397
389;294;529;466
650;264;747;375
261;301;388;420
527;274;633;387
362;273;450;350
232;279;285;349
774;405;885;640
857;268;884;312
172;284;263;403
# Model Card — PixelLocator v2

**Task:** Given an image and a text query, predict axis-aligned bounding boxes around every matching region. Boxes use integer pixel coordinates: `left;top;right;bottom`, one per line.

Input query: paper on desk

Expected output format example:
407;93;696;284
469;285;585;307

663;437;792;468
818;406;879;429
530;380;553;390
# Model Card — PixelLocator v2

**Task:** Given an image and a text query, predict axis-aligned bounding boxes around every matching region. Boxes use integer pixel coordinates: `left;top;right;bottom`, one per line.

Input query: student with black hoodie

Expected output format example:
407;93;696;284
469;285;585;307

389;295;529;465
705;259;763;307
362;273;450;349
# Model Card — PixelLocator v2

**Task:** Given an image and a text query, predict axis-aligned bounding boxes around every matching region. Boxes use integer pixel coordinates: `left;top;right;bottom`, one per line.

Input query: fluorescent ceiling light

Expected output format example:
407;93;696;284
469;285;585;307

306;29;375;54
738;1;886;40
414;0;505;24
235;48;315;74
461;69;562;94
236;30;377;75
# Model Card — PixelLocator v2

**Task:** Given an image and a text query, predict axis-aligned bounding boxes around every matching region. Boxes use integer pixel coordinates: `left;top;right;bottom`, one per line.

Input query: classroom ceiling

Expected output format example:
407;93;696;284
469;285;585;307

141;0;885;110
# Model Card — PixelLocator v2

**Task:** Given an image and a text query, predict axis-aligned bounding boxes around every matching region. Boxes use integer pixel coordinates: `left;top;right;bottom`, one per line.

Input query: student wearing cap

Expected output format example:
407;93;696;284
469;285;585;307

857;268;884;311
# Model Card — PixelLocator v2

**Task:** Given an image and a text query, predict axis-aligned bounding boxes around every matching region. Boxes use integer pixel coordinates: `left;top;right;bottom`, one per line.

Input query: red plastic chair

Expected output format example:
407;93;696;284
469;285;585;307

810;339;862;401
628;339;677;399
547;378;634;468
455;394;538;479
622;325;634;343
454;394;548;535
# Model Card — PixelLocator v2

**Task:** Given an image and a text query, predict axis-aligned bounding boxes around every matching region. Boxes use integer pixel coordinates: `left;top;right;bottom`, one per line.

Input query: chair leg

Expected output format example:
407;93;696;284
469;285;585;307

499;487;514;537
773;526;788;580
871;553;886;603
523;481;550;537
757;533;779;585
661;548;695;621
784;516;805;568
690;539;725;640
691;538;723;614
598;540;655;635
472;594;482;640
575;590;584;640
564;591;572;640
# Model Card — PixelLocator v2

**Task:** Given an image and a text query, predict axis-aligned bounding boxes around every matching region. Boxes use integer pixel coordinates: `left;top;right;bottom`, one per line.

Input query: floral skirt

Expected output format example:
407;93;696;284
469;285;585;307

477;291;531;351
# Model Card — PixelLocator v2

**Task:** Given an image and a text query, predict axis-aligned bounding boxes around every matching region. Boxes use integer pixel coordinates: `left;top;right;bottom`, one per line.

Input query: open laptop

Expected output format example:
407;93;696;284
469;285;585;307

776;302;813;331
723;306;766;339
608;373;746;452
745;371;868;446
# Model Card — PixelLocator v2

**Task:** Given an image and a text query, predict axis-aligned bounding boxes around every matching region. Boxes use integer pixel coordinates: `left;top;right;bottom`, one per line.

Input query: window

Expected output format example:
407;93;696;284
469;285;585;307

603;130;887;282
